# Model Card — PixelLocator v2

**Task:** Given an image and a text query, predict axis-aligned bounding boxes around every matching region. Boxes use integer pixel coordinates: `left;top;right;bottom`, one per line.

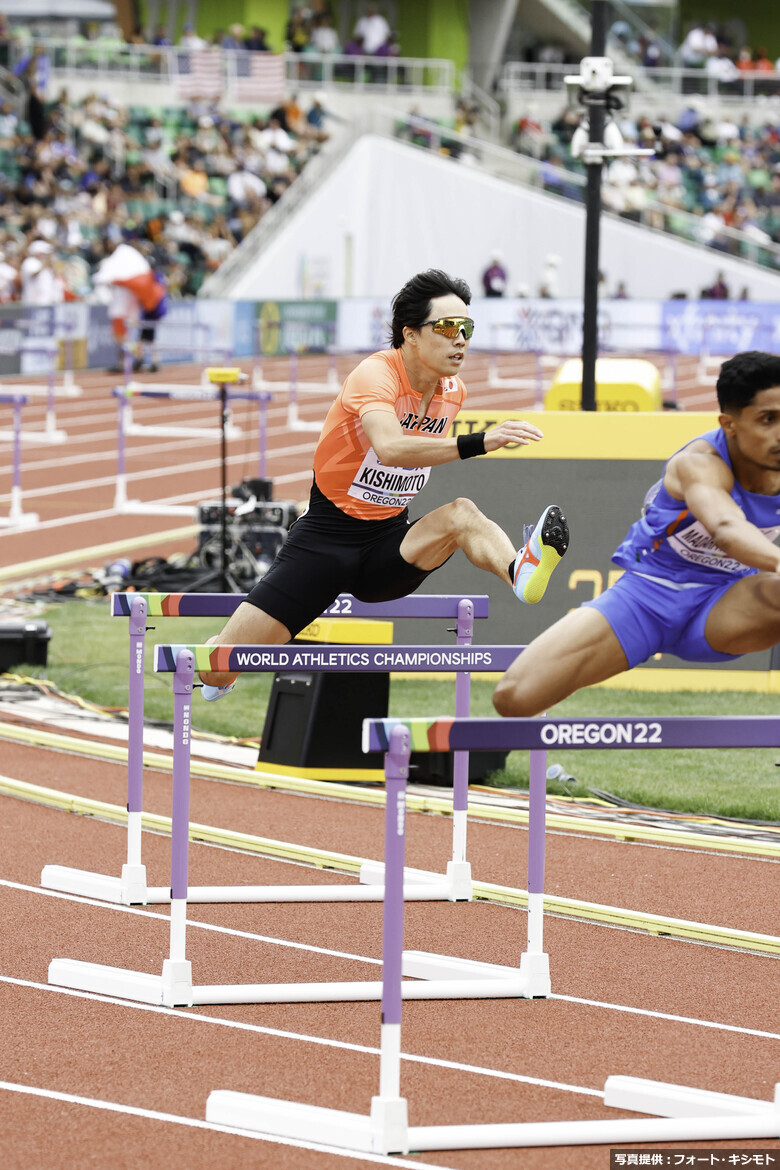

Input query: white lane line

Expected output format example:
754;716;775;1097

552;993;780;1041
3;881;778;1044
0;976;602;1099
0;1080;444;1169
0;880;382;965
0;436;317;506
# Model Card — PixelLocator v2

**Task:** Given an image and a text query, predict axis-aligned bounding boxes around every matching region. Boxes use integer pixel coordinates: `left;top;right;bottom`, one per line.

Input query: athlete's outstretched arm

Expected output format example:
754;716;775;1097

672;450;780;573
361;410;544;468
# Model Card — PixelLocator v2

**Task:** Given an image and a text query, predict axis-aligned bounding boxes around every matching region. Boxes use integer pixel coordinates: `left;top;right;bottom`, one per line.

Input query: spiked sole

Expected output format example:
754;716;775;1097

515;506;569;604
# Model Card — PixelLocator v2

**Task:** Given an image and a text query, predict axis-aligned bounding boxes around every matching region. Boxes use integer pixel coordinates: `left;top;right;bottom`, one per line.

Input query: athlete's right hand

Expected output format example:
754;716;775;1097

483;420;544;451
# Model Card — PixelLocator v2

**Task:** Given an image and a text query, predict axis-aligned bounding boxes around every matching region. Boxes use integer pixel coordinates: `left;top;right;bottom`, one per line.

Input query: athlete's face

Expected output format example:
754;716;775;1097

408;293;472;377
721;386;780;474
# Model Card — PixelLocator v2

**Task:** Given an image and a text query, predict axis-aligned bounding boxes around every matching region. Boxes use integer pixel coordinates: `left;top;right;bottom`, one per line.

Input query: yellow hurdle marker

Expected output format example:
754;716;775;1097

205;367;244;384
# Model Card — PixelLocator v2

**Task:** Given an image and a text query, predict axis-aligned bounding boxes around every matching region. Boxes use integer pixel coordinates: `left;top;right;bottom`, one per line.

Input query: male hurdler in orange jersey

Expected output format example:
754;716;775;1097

200;269;569;699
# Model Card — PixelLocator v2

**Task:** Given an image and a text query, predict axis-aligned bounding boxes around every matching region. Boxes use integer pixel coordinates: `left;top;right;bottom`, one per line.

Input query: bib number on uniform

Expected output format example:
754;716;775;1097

347;447;431;509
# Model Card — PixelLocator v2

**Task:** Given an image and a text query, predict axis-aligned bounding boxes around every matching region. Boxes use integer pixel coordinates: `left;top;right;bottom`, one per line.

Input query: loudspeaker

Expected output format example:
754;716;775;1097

258;670;389;769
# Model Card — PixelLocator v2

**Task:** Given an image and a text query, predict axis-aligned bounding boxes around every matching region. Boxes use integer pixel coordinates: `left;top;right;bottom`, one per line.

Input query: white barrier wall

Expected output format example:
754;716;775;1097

223;134;780;303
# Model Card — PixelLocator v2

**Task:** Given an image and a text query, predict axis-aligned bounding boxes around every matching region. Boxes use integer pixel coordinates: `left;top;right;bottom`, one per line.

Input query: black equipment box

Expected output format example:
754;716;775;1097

409;749;510;785
0;619;51;672
197;497;298;530
258;670;389;770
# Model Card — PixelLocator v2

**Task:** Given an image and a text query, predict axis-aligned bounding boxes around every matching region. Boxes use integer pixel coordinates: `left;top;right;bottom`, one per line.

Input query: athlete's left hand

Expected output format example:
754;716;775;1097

484;420;544;451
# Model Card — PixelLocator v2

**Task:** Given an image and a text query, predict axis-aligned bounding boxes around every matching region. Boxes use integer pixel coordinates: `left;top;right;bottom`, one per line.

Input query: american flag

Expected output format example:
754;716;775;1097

175;49;224;99
232;52;287;104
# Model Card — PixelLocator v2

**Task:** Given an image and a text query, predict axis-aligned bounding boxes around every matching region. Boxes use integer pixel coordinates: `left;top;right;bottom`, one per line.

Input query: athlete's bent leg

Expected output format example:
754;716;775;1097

493;607;629;717
705;573;780;655
400;497;519;581
199;602;291;689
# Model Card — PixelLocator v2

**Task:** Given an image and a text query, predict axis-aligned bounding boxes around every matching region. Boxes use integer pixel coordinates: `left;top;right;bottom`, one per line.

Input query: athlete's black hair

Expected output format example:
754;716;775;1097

716;351;780;412
389;269;471;348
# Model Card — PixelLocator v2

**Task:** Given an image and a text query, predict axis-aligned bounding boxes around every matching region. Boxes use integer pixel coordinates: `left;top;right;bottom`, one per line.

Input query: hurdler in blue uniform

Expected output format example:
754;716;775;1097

494;350;780;716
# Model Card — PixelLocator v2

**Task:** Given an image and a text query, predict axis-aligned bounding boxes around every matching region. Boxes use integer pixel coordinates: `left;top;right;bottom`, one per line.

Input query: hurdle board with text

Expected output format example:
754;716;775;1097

393;410;780;689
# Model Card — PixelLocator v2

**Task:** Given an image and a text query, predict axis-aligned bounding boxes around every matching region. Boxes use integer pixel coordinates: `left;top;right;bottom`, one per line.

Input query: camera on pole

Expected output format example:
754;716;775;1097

565;56;657;164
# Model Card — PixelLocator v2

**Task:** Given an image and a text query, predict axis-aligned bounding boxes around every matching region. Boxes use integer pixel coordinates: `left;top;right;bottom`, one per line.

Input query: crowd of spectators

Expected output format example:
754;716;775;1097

0;5;400;62
515;100;780;264
0;84;331;304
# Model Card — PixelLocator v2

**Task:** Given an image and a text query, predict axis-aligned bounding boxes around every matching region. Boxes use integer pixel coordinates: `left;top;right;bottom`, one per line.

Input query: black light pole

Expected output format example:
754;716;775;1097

581;0;609;412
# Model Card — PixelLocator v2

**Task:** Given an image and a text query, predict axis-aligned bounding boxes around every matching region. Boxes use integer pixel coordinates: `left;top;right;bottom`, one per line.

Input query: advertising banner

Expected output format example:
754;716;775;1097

474;298;663;355
336;297;663;356
256;299;338;355
661;300;780;355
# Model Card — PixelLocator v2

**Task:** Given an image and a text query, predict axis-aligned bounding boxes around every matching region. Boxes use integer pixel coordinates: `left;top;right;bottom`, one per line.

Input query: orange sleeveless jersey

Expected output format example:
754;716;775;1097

313;348;466;520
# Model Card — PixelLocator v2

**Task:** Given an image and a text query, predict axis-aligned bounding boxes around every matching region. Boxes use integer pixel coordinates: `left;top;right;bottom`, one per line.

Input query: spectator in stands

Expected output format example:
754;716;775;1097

482;251;507;297
201;216;236;271
179;158;209;198
353;5;392;55
679;22;719;68
0;249;17;301
222;25;245;50
286;8;311;53
227;165;267;208
310;14;340;54
180;23;208;50
538;254;560;298
701;270;730;299
14;41;49;141
151;24;172;47
20;239;63;305
244;26;270;51
753;47;775;73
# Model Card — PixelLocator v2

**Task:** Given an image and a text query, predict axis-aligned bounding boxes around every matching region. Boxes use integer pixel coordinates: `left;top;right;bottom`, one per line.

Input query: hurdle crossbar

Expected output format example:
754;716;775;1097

0;395;38;528
111;387;269;515
205;715;780;1154
41;593;494;909
48;639;548;1009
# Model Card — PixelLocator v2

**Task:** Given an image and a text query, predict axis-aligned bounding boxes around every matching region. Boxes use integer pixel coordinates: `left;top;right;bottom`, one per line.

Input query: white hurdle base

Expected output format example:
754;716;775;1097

604;1075;780;1118
40;863;455;906
361;859;473;902
48;954;538;1008
205;1080;780;1154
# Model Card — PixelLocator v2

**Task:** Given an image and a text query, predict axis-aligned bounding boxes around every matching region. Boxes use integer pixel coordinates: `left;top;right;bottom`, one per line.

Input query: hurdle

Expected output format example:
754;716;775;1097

47;641;539;1008
0;395;39;528
111;386;270;515
41;591;494;907
206;714;780;1153
0;338;67;444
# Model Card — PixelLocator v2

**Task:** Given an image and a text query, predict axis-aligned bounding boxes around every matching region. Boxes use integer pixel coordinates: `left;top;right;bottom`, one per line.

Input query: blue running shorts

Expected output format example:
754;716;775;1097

583;571;744;667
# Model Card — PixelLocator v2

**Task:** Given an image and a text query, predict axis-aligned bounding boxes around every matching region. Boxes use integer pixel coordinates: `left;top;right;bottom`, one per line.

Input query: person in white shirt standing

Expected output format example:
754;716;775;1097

353;5;392;54
20;240;63;306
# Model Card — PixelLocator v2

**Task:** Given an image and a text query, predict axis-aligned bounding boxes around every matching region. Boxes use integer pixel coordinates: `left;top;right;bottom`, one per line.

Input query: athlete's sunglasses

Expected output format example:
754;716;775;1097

420;316;475;340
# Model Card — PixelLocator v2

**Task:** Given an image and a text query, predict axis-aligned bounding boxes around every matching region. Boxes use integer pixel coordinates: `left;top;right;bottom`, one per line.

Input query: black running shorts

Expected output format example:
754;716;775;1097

244;481;442;636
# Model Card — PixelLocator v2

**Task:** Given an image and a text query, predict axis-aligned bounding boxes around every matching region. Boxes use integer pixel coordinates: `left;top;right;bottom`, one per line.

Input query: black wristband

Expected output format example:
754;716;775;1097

457;431;486;459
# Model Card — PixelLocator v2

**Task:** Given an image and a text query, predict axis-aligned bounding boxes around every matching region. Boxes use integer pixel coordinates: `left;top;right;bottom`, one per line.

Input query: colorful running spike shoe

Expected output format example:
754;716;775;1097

201;682;236;702
512;505;569;604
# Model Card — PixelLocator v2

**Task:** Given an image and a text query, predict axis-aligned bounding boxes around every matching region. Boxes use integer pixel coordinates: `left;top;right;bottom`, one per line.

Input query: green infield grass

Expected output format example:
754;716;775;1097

6;599;780;823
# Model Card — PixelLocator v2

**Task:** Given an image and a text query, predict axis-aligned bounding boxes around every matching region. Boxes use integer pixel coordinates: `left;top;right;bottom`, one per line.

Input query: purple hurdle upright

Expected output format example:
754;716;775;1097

41;592;499;909
204;712;780;1155
111;385;270;514
47;648;535;1008
0;395;39;528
